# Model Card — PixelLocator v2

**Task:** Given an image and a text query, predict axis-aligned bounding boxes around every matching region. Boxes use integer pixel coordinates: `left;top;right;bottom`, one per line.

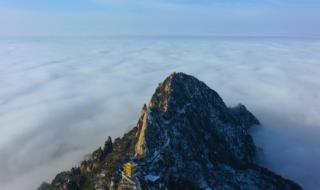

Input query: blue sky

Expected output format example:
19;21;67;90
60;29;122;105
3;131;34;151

0;0;319;36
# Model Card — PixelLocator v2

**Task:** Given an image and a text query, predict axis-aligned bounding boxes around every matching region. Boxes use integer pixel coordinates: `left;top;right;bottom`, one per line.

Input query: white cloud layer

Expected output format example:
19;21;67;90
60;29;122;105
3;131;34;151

0;37;319;190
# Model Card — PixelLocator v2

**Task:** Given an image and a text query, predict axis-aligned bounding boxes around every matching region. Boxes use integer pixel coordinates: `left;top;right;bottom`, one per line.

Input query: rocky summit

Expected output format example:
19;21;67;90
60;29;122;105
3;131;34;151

39;72;302;190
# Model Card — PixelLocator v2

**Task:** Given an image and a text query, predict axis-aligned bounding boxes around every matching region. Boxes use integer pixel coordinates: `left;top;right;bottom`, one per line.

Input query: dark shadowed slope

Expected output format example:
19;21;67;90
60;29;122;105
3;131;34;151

39;72;301;190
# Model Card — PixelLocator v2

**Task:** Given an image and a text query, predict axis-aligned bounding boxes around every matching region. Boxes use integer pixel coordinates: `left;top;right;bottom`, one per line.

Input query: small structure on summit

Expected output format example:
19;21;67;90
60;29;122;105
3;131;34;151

123;161;138;178
118;161;141;190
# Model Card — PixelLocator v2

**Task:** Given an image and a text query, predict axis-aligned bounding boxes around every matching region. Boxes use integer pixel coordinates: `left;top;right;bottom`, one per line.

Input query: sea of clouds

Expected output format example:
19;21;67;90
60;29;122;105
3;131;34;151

0;37;319;190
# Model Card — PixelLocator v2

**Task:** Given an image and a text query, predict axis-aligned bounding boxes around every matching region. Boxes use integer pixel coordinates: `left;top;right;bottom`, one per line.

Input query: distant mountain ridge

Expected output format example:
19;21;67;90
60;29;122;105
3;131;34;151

39;72;301;190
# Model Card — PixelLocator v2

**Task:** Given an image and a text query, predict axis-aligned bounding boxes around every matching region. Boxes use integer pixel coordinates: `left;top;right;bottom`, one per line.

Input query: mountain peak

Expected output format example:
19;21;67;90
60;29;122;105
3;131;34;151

136;72;258;163
149;72;225;114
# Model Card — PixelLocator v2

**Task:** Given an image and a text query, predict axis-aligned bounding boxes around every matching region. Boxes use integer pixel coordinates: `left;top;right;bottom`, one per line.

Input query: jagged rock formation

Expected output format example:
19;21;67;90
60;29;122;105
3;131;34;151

39;72;302;190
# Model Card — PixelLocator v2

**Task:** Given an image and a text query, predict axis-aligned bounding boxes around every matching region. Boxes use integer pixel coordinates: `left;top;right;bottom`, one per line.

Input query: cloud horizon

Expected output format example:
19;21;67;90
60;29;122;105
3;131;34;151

0;36;319;189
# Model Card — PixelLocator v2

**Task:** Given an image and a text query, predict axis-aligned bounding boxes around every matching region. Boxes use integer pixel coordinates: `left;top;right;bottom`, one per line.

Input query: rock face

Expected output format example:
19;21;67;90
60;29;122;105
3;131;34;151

39;72;301;190
135;104;149;158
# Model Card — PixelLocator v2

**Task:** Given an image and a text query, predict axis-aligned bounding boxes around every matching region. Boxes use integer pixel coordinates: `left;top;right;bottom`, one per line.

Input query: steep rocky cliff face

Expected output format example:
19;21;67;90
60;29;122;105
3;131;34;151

39;72;301;190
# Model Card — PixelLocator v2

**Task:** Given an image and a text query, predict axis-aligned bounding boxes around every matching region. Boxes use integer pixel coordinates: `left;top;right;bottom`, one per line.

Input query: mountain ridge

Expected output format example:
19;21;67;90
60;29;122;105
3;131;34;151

39;72;301;190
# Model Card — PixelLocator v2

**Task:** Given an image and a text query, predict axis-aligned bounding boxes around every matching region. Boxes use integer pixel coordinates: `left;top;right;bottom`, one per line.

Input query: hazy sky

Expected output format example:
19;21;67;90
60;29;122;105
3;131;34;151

0;0;320;36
